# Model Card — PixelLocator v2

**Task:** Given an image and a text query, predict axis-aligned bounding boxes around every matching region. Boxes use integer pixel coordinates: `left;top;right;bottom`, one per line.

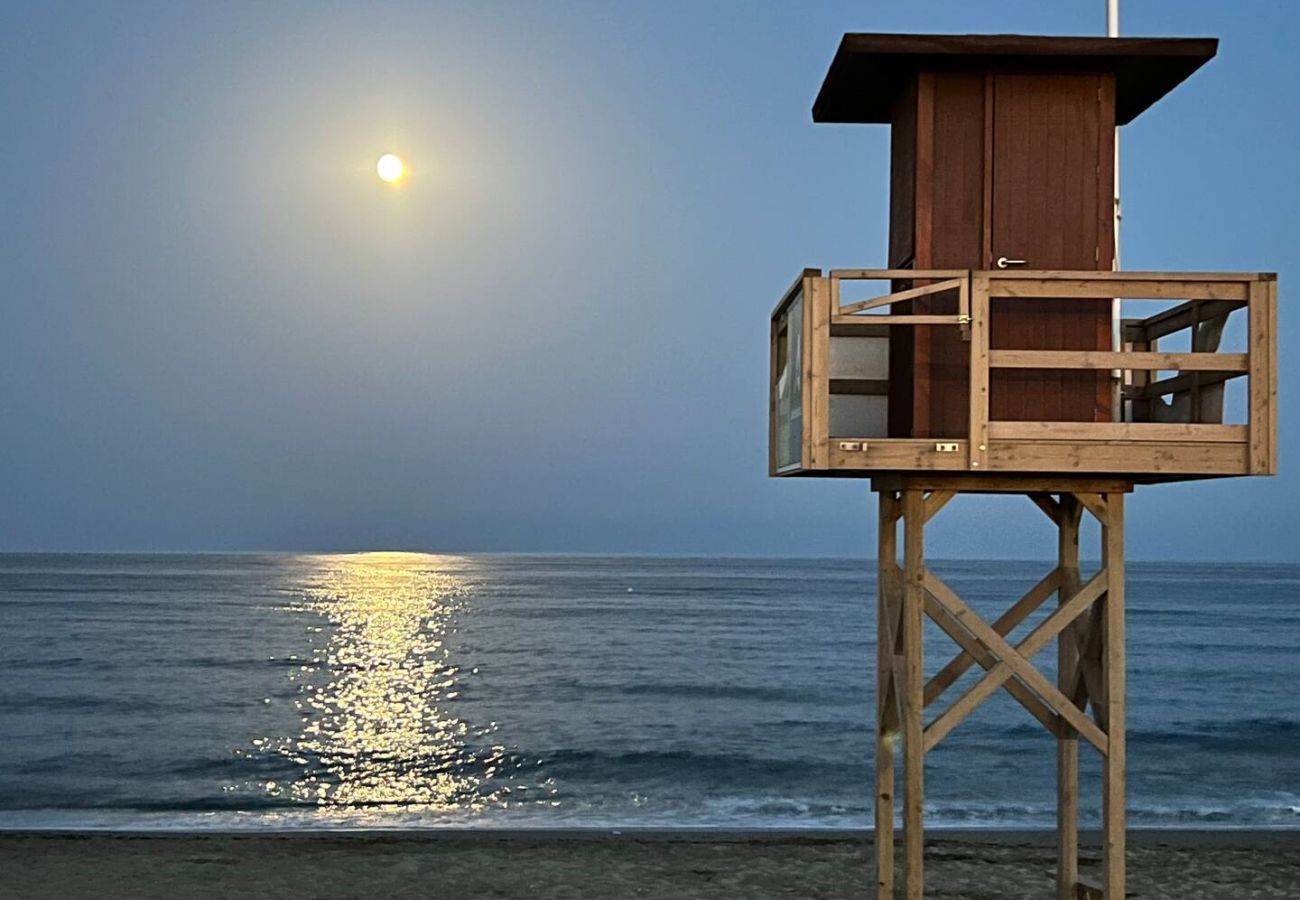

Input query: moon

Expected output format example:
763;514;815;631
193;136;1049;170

376;154;406;184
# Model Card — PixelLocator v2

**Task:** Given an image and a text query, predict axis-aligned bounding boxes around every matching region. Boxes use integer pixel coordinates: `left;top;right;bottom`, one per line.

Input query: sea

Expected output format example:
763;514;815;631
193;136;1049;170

0;553;1296;832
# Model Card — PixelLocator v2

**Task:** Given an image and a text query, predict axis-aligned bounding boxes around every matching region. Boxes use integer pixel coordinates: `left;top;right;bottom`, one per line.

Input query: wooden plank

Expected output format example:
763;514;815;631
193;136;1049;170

988;349;1248;372
830;321;890;338
828;440;969;471
1127;331;1155;424
901;490;926;900
875;474;1134;494
832;314;968;327
1124;369;1239;400
829;268;968;280
985;439;1249;477
958;272;971;340
1068;601;1106;731
1097;72;1116;272
924;571;1110;754
1028;492;1062;524
1133;298;1244;342
986;439;1249;476
922;592;1063;744
875;491;898;900
807;277;830;470
837;277;963;316
1102;492;1126;900
980;74;993;268
923;568;1061;707
985;269;1258;283
968;274;990;470
1071;492;1110;525
915;77;981;436
798;276;816;471
829;378;889;396
1269;277;1279;474
1248;279;1271;474
990;277;1248;300
878;482;904;736
1057;496;1083;900
770;267;818;319
880;566;906;735
988;422;1247;442
923;490;956;523
903;103;936;436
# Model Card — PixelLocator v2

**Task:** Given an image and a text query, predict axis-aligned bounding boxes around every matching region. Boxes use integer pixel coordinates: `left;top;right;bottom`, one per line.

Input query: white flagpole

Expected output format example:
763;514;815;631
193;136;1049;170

1109;0;1123;415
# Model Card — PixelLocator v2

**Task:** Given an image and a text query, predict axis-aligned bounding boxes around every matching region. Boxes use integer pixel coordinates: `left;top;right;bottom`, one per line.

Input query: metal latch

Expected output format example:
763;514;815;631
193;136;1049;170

995;256;1027;269
838;441;867;451
934;442;960;453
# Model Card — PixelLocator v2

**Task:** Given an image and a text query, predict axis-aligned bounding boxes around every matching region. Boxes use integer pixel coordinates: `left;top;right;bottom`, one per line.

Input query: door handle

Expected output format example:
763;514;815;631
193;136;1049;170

995;256;1027;269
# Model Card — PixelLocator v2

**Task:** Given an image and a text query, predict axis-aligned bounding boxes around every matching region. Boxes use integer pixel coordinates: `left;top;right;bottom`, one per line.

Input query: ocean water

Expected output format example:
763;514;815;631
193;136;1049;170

0;553;1297;831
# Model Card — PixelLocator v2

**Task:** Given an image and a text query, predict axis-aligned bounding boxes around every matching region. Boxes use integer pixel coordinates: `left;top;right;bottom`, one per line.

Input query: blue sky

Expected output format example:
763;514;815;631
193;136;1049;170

0;1;1295;559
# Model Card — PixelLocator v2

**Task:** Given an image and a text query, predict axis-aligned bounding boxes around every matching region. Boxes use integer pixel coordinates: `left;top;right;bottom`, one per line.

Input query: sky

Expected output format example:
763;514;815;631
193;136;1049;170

0;1;1296;559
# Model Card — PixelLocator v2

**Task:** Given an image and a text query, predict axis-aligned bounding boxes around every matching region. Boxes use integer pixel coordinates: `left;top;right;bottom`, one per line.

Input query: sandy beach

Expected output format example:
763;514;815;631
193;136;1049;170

1;830;1298;899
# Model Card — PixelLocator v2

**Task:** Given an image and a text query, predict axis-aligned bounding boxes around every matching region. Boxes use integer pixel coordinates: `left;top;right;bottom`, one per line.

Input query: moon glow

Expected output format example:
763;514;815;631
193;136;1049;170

376;154;406;184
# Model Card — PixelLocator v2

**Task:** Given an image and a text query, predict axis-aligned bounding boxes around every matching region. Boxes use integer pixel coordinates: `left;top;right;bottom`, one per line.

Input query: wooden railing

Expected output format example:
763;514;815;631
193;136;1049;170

783;269;1278;478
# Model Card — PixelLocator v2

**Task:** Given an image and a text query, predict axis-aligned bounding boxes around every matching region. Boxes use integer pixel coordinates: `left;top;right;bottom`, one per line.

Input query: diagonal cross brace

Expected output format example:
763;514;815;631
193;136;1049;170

922;569;1111;754
924;567;1061;708
923;591;1064;740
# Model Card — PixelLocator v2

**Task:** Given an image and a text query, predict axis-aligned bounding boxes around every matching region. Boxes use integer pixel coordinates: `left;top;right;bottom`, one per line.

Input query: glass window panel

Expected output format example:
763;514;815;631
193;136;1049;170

775;292;803;469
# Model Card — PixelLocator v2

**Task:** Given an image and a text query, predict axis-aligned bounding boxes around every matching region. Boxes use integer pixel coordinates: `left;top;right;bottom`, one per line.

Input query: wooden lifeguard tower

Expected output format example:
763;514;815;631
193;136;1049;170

768;34;1278;899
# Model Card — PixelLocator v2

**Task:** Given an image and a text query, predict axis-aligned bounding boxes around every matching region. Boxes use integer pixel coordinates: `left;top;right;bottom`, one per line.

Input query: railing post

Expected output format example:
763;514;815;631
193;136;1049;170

968;272;990;471
1248;275;1278;474
807;276;831;470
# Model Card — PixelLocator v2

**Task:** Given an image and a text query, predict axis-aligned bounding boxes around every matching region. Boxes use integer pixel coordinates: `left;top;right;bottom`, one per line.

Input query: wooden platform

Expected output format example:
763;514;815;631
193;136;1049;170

770;269;1277;483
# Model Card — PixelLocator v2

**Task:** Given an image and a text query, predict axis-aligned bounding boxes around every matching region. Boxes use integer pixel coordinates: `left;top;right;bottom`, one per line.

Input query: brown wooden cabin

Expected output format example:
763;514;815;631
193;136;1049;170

770;34;1277;483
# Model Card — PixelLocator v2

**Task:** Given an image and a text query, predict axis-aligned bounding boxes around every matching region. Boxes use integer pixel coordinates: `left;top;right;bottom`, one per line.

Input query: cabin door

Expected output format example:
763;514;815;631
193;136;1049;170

988;71;1114;422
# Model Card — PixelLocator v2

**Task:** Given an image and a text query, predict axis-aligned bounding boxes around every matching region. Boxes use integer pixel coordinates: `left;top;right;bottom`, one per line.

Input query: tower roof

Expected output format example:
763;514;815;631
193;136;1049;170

813;33;1218;126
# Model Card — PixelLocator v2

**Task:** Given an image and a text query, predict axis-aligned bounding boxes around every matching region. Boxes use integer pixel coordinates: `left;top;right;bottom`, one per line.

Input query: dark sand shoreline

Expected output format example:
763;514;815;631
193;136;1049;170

3;829;1299;899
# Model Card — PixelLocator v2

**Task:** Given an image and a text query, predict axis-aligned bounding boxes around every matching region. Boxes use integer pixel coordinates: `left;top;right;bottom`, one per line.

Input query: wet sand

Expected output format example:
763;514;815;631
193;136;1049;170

2;830;1299;899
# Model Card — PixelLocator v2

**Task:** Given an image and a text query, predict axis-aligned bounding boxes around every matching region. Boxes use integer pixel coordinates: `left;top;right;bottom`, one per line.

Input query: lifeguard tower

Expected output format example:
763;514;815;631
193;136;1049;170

768;34;1277;899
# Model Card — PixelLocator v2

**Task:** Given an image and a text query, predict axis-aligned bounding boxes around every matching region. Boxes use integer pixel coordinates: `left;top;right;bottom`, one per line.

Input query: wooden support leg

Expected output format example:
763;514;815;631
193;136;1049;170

1056;495;1083;900
901;489;926;900
1102;492;1127;898
875;491;897;899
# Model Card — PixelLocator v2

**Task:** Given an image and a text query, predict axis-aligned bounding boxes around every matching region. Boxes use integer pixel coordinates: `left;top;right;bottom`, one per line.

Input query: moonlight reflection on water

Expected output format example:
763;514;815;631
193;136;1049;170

251;553;515;814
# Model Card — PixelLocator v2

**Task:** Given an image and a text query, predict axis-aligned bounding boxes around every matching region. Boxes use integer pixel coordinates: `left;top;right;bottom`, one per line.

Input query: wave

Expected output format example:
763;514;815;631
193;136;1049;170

1129;717;1300;754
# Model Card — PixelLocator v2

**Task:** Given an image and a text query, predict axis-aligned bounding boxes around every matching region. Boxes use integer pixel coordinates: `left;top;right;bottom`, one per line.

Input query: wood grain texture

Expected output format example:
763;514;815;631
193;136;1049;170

875;492;899;899
901;490;926;900
1056;496;1084;900
1102;493;1127;900
988;71;1111;425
